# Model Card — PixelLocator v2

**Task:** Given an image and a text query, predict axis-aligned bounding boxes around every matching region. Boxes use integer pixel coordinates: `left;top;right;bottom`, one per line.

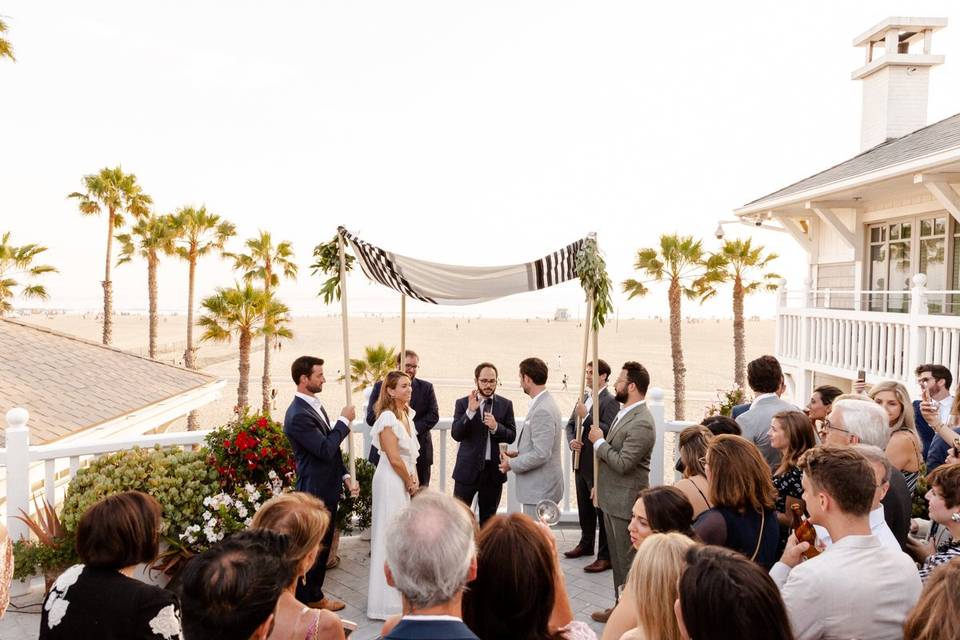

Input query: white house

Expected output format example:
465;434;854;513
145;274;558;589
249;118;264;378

736;17;960;400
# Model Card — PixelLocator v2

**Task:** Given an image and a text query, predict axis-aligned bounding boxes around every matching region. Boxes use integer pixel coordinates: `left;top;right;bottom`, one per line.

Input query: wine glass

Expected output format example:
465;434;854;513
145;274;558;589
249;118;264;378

536;499;561;527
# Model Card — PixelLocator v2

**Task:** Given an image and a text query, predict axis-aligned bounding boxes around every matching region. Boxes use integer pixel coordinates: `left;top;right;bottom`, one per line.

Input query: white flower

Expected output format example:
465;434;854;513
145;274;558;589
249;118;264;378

47;597;69;628
268;470;278;479
202;496;213;507
148;604;184;640
236;504;248;518
202;511;211;521
244;517;253;527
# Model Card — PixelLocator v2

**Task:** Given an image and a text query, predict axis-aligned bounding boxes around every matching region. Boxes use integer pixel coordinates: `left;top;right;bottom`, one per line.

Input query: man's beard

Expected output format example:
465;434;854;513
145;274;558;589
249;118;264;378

478;387;495;399
307;382;323;394
615;387;628;404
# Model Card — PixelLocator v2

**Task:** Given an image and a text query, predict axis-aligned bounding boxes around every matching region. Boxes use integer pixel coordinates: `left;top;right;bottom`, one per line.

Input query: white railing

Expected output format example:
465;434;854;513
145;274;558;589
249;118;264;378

2;388;690;541
775;274;960;394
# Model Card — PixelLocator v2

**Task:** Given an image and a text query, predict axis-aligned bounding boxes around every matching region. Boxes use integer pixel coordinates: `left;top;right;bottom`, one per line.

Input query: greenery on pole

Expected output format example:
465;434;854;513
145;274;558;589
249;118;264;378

574;235;614;331
310;230;355;304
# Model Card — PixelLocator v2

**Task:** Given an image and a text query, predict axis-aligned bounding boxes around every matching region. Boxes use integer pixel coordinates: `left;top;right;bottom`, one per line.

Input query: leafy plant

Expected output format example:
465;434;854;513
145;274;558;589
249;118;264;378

336;454;374;534
703;387;747;418
310;230;355;304
344;343;398;392
12;496;73;581
574;235;614;331
205;412;297;492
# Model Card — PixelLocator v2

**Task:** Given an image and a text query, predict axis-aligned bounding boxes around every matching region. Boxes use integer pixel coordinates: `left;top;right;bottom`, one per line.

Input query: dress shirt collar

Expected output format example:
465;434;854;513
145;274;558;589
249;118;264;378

528;388;548;409
828;533;880;550
752;392;778;403
294;391;322;408
616;399;645;420
401;614;464;621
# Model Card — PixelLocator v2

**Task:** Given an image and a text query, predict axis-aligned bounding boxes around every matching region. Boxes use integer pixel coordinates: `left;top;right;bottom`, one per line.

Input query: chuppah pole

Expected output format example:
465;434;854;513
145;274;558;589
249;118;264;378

400;294;406;364
572;295;593;471
337;232;356;478
591;323;600;506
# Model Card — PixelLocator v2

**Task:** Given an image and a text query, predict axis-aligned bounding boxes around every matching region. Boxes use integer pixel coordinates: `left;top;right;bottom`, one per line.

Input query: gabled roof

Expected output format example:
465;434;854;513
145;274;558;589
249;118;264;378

743;112;960;208
0;318;216;446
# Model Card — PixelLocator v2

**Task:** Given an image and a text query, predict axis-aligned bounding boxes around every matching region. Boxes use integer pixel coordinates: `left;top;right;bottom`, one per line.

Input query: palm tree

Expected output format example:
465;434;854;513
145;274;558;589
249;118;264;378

0;232;56;314
0;16;15;62
169;206;236;370
622;234;725;419
231;231;298;414
68;167;153;344
714;238;781;389
116;214;177;359
199;284;290;411
346;343;398;393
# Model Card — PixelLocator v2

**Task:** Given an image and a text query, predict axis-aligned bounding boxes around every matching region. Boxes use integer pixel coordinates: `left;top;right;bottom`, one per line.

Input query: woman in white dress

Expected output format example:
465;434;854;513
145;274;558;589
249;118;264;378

367;370;420;620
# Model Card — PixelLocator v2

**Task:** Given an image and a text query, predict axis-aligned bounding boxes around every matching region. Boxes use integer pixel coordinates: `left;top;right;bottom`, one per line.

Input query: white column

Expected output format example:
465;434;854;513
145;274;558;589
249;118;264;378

5;407;31;542
647;387;665;487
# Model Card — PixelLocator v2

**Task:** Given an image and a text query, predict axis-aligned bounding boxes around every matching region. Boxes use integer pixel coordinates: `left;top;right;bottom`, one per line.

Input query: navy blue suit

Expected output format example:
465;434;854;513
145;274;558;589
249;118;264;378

384;617;479;639
912;399;938;460
366;377;439;486
451;394;516;525
731;402;752;419
284;395;349;602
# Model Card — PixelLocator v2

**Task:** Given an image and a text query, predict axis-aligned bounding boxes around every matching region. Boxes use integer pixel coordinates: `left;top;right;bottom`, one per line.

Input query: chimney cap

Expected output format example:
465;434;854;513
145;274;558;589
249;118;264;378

853;16;947;47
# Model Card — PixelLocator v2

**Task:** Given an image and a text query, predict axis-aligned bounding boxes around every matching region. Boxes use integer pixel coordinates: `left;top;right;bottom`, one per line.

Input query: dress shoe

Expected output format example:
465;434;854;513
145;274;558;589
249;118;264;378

583;558;612;573
306;598;346;612
591;607;613;623
563;544;592;559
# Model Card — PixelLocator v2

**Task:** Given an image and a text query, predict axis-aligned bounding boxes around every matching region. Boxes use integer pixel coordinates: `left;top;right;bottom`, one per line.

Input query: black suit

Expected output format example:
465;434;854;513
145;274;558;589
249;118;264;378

385;617;479;639
283;395;349;603
566;387;619;559
451;393;516;526
367;377;439;486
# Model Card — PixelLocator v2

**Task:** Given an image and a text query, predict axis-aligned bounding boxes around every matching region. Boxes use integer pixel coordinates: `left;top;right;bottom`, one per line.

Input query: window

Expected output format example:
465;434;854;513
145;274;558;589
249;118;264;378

867;215;951;314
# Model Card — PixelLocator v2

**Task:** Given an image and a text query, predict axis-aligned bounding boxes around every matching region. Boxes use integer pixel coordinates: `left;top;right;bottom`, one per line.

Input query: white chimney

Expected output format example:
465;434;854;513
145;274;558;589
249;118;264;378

853;17;947;151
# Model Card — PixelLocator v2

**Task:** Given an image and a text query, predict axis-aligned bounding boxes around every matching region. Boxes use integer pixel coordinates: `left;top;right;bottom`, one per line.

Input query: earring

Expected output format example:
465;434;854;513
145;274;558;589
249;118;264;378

951;512;960;523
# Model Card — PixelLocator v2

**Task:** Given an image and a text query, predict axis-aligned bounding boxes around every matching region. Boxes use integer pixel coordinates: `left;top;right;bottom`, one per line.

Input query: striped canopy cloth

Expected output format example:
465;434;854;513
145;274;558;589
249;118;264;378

339;227;587;305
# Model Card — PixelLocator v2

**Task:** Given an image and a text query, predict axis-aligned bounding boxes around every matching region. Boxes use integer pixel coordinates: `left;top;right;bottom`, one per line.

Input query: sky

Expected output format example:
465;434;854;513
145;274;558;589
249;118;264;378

3;1;960;319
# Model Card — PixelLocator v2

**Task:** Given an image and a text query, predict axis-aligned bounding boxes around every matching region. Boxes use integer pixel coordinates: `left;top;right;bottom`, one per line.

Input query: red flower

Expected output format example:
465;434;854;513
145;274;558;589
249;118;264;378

256;417;268;427
223;439;232;448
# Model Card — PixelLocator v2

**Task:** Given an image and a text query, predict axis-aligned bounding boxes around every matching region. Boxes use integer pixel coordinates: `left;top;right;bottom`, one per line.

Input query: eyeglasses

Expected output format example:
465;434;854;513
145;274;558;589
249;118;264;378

478;378;498;385
820;418;850;436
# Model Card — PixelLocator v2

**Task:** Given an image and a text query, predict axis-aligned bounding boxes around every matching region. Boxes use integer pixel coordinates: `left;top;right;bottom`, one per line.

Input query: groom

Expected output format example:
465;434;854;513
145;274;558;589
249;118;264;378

284;355;359;612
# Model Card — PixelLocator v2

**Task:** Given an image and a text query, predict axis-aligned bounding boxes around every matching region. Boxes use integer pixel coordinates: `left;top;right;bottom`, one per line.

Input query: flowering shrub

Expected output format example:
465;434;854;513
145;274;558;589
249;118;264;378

179;472;286;547
703;387;747;418
205;412;296;491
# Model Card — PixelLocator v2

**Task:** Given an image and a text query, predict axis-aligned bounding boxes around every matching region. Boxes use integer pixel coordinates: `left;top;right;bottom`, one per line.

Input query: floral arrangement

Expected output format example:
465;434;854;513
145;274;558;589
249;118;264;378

205;412;296;491
703;387;747;417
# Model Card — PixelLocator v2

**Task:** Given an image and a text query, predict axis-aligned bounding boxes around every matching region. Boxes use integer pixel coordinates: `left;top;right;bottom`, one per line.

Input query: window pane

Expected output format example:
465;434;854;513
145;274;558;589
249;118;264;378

935;217;946;235
891;224;901;240
921;219;933;236
871;227;880;243
870;245;887;312
888;241;911;312
902;222;912;239
921;237;946;313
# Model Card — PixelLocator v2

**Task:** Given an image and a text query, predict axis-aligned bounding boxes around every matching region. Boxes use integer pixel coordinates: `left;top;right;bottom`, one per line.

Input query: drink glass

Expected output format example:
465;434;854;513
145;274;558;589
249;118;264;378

536;499;561;527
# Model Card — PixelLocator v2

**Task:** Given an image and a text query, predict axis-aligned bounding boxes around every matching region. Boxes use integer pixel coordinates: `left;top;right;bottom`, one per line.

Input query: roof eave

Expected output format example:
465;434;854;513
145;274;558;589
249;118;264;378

735;145;960;218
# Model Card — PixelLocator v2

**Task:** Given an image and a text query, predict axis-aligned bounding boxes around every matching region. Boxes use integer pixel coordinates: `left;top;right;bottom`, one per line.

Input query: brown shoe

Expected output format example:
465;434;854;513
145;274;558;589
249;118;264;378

583;558;612;573
563;544;591;559
591;607;613;623
306;598;346;612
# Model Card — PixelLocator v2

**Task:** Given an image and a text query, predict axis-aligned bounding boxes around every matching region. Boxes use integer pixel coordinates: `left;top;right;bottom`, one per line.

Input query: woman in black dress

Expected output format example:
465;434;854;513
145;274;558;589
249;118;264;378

692;435;780;569
768;410;818;551
40;490;183;639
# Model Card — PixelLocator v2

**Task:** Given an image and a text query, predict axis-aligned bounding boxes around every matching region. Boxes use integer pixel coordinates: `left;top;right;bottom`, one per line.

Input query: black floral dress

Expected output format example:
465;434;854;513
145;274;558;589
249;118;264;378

772;465;804;552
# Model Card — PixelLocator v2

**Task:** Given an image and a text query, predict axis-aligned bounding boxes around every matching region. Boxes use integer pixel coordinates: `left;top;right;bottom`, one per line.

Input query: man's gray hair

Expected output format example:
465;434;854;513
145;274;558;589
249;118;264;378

853;444;893;484
832;398;890;448
385;489;476;609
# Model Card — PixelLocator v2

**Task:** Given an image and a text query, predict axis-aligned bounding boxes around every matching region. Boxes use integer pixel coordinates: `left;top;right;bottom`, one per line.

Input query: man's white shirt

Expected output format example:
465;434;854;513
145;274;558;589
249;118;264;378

593;399;644;449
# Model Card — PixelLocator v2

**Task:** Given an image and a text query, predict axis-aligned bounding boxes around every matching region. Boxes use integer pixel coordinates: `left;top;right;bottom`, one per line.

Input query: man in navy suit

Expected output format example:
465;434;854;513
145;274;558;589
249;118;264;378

914;363;954;463
451;362;516;526
383;491;479;640
366;350;440;486
283;355;359;612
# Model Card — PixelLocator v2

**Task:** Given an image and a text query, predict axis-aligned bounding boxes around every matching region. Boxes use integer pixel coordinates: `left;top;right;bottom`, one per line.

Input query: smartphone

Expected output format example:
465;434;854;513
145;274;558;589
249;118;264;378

856;369;866;383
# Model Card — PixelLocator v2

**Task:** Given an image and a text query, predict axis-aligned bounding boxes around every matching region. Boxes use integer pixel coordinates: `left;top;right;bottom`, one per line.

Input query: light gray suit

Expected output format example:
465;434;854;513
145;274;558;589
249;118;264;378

511;390;564;508
735;394;799;469
595;401;656;592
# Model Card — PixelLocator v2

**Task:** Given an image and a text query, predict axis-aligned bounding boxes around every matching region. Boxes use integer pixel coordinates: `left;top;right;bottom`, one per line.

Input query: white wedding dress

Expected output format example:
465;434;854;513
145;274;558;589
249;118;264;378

366;408;420;620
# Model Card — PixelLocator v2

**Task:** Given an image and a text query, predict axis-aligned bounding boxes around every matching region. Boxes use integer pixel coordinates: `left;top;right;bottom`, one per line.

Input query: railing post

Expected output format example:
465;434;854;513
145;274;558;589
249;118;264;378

647;387;665;487
775;279;787;357
6;407;31;542
801;277;812;308
907;273;928;396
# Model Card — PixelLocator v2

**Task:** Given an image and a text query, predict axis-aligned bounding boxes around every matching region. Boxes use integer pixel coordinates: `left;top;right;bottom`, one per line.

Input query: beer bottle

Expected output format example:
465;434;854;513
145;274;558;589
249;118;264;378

790;503;821;559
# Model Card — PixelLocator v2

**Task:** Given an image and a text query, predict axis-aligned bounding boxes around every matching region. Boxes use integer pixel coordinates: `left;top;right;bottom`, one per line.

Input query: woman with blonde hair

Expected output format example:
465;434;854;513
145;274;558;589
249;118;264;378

674;426;712;518
870;380;923;491
251;492;345;640
367;370;420;620
618;533;695;640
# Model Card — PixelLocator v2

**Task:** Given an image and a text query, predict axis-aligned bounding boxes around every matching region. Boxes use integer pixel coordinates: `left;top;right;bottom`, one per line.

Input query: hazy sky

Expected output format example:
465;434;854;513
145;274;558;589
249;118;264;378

3;1;960;319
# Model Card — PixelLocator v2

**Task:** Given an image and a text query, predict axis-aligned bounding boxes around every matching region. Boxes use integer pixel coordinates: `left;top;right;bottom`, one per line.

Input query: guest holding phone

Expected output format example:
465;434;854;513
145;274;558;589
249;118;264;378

919;386;960;474
451;362;517;527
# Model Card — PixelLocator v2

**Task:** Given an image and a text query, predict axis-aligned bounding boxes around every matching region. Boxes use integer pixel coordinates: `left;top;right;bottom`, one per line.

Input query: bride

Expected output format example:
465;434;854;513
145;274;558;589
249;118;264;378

367;370;420;620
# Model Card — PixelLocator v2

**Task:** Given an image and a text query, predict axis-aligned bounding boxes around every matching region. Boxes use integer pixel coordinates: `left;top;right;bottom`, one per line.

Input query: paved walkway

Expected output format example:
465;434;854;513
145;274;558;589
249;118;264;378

2;527;615;639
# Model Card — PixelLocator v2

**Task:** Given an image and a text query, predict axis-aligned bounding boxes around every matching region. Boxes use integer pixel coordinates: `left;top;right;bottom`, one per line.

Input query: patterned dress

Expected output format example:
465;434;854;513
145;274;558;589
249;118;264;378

919;540;960;582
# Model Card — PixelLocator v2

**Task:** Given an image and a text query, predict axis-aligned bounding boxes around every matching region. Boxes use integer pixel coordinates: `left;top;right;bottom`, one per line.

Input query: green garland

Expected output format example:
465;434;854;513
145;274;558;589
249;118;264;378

575;235;614;330
310;230;355;304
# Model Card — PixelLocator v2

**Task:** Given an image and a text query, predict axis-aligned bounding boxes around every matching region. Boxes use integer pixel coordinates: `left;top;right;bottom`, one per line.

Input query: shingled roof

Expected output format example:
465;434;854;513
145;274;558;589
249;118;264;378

743;112;960;208
0;318;216;446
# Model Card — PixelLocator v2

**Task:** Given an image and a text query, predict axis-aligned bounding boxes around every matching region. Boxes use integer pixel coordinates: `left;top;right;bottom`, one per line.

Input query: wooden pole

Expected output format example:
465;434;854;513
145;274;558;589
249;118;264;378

337;232;356;478
400;294;406;366
591;320;600;506
573;296;593;471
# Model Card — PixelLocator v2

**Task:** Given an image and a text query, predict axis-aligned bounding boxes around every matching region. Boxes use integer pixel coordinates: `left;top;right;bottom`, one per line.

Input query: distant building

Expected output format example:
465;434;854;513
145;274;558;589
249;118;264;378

736;17;960;398
554;308;571;321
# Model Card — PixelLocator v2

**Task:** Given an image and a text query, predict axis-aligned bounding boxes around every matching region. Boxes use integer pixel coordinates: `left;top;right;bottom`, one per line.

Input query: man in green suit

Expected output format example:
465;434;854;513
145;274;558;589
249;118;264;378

587;361;656;623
